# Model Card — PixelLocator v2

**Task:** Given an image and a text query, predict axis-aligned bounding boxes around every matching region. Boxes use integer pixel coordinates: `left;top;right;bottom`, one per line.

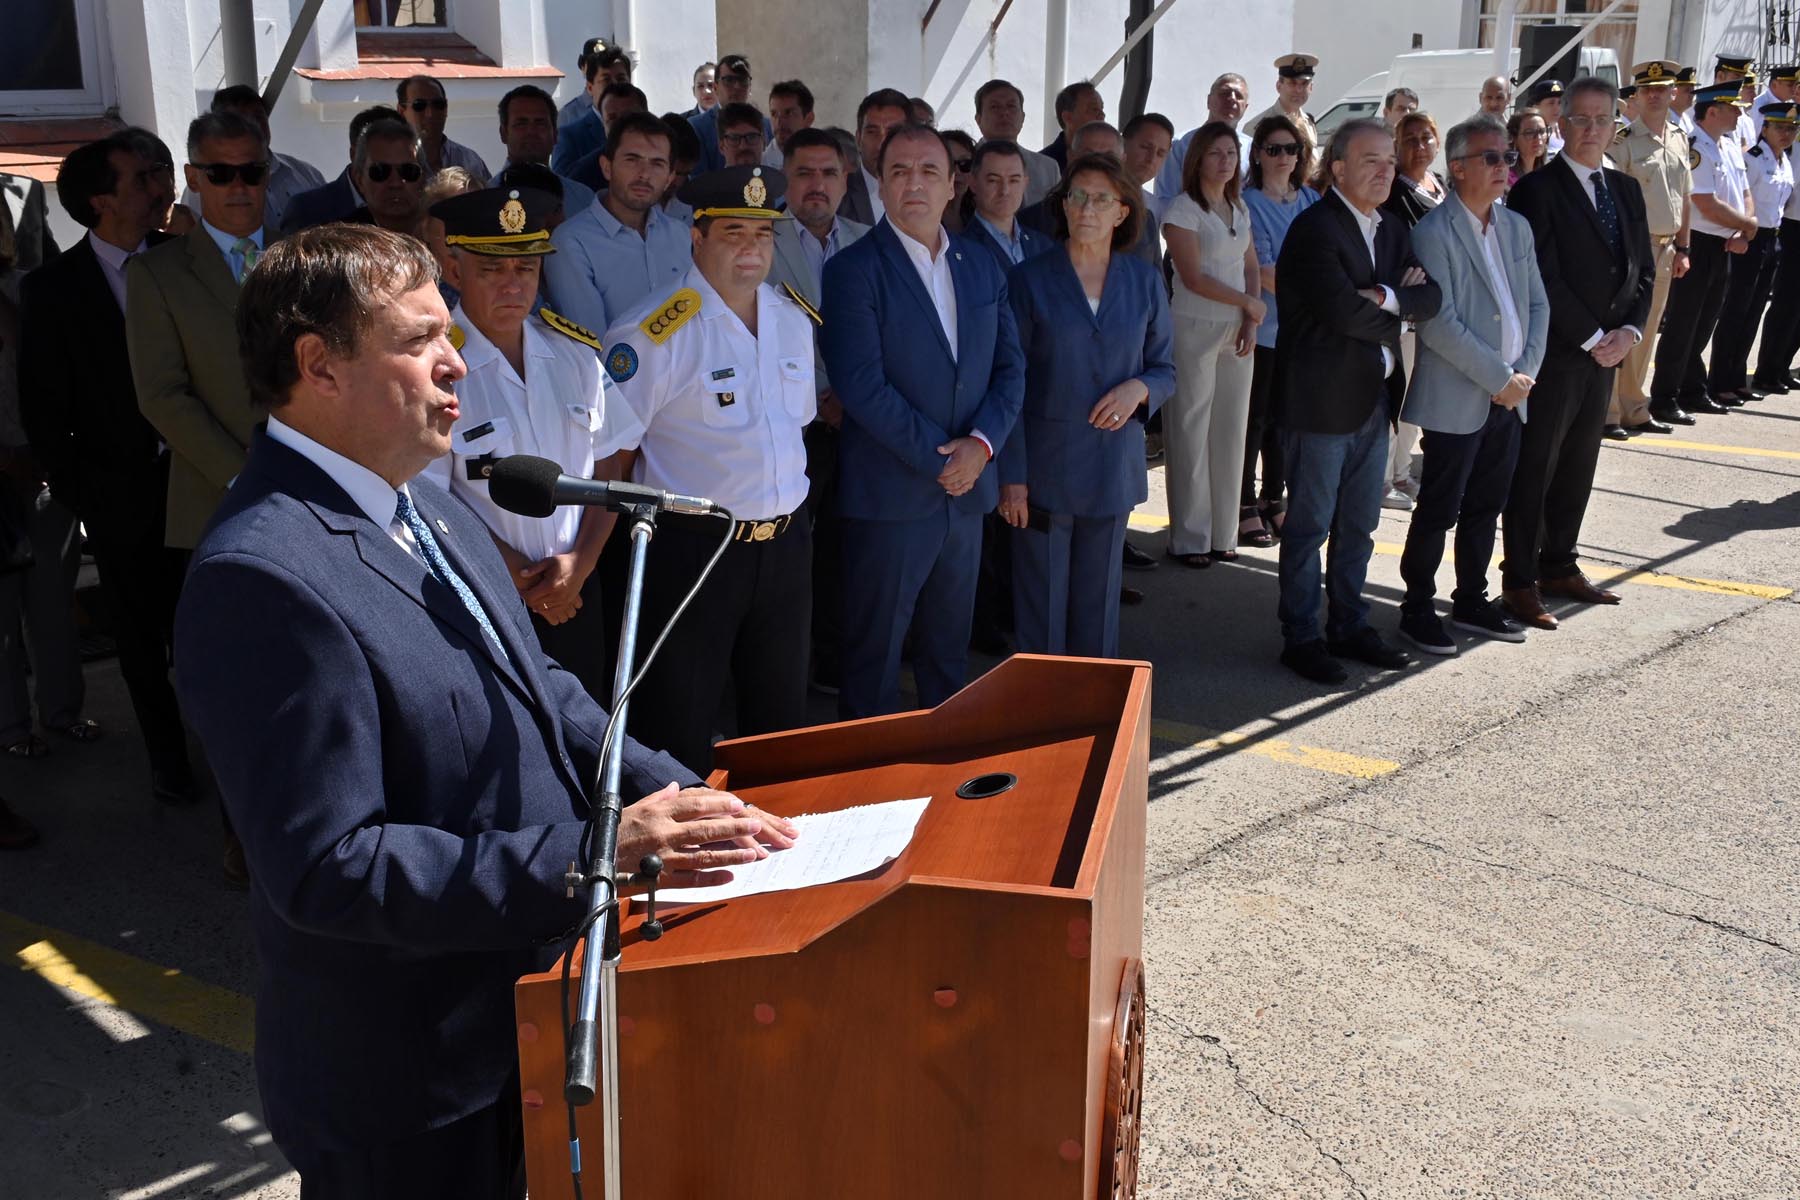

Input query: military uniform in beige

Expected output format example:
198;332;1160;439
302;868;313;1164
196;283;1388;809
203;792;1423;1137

1611;116;1692;423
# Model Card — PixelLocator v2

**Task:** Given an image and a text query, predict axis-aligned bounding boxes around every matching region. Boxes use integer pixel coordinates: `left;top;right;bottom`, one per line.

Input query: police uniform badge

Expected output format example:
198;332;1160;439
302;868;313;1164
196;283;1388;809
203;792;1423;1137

745;173;768;209
606;343;639;383
499;196;527;234
1690;148;1703;169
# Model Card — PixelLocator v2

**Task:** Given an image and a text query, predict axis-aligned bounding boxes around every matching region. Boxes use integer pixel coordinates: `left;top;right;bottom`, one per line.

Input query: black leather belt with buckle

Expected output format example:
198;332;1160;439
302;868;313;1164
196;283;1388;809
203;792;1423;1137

732;513;795;543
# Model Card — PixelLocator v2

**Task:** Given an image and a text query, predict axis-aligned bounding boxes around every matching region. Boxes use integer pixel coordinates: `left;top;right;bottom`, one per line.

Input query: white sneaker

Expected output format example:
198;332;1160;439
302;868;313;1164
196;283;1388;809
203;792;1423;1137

1381;487;1414;511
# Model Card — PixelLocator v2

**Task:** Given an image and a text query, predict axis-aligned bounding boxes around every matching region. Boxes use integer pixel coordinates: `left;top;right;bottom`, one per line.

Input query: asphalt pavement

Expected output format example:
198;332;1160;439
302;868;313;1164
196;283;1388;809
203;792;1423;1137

2;381;1796;1198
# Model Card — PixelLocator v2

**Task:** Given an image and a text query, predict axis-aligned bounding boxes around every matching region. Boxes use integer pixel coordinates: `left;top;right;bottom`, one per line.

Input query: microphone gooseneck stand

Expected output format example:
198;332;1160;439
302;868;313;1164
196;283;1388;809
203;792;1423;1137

557;495;736;1200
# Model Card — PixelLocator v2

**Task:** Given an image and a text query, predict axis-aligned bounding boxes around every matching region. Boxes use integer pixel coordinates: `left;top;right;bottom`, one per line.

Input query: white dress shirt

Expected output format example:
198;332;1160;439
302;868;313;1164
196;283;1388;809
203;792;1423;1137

1746;139;1794;229
266;416;417;559
893;222;959;359
1331;188;1399;376
418;307;628;561
87;230;144;312
1465;205;1524;365
602;266;817;518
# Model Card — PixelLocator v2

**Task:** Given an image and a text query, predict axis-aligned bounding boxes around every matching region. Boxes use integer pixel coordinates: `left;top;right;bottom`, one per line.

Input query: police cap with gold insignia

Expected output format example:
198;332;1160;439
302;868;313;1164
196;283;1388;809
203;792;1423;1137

678;164;791;221
1694;82;1751;110
1761;101;1800;125
432;186;558;256
1632;59;1681;87
1526;78;1564;105
1771;64;1800;84
1674;65;1697;84
1618;85;1637;101
1715;54;1755;77
1274;52;1319;79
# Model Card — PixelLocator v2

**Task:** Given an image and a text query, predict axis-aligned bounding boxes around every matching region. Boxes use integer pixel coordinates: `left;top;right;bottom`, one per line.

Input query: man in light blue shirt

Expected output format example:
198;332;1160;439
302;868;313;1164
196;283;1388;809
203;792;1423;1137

543;112;692;337
964;140;1052;269
1157;73;1252;199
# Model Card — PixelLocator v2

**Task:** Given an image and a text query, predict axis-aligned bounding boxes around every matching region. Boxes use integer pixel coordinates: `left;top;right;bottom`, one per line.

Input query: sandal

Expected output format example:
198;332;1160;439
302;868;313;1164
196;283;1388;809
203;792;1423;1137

1238;506;1273;548
1165;549;1212;569
4;735;49;759
56;719;102;744
1208;549;1240;564
1266;508;1286;540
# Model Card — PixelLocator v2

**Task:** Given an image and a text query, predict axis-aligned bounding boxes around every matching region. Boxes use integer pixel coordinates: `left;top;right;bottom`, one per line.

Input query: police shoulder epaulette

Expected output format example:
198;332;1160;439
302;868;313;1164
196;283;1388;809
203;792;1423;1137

1613;125;1631;145
538;307;603;350
448;323;466;351
1751;144;1766;157
639;287;702;345
779;281;823;326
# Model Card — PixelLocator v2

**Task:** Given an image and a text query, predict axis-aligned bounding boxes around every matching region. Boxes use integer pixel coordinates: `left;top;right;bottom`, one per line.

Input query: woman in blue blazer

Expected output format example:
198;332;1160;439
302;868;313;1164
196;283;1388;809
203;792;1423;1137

998;154;1177;657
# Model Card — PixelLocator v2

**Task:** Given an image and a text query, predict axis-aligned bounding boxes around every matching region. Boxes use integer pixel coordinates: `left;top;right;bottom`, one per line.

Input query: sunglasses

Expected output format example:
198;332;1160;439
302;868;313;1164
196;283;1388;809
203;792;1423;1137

953;158;973;173
192;161;269;186
408;98;448;112
1262;142;1300;156
1457;149;1522;168
366;161;424;183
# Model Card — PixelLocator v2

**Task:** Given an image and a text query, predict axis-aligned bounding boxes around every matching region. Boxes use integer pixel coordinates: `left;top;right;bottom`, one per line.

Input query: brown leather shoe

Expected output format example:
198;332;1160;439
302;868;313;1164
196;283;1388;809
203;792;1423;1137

1501;586;1559;630
1540;572;1622;605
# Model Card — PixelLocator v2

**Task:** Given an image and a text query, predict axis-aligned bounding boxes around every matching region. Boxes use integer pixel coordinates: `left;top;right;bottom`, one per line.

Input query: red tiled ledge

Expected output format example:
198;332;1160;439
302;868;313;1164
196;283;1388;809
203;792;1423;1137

295;32;561;80
0;116;127;182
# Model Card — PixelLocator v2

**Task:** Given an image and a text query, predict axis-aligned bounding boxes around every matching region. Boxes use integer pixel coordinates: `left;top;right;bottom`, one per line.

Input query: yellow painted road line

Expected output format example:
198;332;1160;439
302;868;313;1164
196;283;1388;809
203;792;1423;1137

1126;514;1793;600
1;911;254;1054
1151;718;1400;780
1612;438;1800;462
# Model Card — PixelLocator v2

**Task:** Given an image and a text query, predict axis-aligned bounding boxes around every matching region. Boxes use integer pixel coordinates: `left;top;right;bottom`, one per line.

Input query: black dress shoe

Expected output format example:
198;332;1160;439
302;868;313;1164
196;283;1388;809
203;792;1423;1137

1328;629;1414;671
1602;423;1631;441
1786;373;1800;389
1121;540;1158;571
1119;584;1145;606
1714;392;1747;408
1751;377;1790;394
151;766;200;806
1744;387;1770;400
1649;405;1697;426
1687;395;1731;414
1625;417;1674;435
1280;640;1348;684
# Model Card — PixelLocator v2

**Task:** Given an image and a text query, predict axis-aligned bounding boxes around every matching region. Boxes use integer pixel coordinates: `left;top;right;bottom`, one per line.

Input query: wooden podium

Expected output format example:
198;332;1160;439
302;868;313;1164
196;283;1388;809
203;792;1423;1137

515;654;1150;1199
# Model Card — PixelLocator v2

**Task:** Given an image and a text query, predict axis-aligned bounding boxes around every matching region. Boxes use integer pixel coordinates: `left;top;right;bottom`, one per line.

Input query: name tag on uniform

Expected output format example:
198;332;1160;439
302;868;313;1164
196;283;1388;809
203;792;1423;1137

710;367;737;382
463;420;496;441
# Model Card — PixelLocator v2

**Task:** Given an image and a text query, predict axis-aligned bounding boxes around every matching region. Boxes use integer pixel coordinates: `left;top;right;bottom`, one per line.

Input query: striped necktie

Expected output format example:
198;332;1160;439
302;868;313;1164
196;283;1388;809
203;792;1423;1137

393;489;508;659
232;236;260;283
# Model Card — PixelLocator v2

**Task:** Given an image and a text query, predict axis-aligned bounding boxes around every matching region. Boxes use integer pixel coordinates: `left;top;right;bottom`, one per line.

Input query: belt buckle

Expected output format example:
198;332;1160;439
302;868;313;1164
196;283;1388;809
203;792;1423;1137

751;520;776;542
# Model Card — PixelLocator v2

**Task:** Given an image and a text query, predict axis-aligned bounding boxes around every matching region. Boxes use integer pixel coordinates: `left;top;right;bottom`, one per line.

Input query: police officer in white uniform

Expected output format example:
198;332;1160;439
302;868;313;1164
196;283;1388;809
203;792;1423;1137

419;186;630;702
1710;101;1798;401
1650;84;1757;422
599;165;818;771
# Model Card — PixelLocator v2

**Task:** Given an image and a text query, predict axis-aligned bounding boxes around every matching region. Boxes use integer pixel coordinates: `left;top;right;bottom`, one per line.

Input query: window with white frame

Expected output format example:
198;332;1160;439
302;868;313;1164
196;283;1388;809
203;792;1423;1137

1;0;112;115
356;0;448;30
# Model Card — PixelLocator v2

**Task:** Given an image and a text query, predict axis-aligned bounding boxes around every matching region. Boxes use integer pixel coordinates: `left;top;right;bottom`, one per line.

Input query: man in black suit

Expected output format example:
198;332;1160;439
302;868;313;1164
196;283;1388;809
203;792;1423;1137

1501;77;1655;629
20;132;197;802
1274;118;1442;684
839;88;909;226
279;105;405;235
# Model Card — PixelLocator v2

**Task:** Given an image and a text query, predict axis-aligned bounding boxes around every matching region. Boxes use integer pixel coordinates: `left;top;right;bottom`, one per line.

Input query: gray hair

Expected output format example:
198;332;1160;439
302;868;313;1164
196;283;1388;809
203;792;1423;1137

1445;112;1509;164
186;110;266;162
353;118;422;173
1326;117;1392;166
1072;120;1123;155
1566;76;1617;108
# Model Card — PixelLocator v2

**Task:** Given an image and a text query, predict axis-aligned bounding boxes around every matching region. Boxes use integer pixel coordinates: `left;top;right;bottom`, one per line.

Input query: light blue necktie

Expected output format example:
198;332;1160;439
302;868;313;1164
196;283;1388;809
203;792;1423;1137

393;489;508;659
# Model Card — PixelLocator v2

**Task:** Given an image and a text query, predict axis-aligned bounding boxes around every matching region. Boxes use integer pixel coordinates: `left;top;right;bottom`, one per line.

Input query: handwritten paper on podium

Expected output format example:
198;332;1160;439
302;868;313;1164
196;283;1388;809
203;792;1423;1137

661;796;932;905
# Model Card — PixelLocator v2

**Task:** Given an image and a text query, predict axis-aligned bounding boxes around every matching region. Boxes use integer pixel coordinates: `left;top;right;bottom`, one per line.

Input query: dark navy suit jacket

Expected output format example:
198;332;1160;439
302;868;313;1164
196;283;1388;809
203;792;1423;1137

552;106;607;191
278;168;359;235
820;220;1026;521
961;216;1055;273
173;433;697;1156
1001;247;1175;514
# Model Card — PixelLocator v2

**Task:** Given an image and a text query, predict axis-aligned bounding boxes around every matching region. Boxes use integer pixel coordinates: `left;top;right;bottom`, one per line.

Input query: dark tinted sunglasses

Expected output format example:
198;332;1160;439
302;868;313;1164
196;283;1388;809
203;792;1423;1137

408;97;448;112
1261;142;1300;156
193;161;269;186
1457;149;1522;168
953;158;973;173
367;161;424;183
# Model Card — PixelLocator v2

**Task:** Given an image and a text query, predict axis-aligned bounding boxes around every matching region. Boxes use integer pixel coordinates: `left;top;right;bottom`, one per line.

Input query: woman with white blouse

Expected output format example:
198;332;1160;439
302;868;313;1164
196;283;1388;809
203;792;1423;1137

1161;122;1263;567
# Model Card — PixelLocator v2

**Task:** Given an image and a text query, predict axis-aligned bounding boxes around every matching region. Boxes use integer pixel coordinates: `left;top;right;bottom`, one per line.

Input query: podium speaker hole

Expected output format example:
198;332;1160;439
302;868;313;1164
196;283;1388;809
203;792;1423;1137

956;772;1017;799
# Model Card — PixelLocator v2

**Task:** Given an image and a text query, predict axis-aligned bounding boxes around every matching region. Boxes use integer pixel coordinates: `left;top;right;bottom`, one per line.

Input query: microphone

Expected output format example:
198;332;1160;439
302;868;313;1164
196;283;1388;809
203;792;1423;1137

487;454;721;519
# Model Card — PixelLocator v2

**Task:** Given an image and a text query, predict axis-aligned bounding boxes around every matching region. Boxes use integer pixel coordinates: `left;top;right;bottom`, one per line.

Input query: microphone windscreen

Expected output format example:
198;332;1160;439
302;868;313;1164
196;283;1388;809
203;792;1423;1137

487;454;564;518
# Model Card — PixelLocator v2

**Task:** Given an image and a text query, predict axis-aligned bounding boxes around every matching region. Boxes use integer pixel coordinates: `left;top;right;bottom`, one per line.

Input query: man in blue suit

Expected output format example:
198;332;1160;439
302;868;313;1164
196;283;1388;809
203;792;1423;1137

821;124;1025;718
963;140;1054;270
173;224;787;1196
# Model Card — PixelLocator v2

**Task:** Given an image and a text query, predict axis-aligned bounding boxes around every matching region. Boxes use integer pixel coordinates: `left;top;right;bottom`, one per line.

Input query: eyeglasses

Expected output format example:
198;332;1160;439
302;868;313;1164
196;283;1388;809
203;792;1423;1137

1520;127;1549;138
721;131;764;146
1563;115;1609;130
1400;134;1438;148
408;98;448;112
366;161;423;183
192;161;269;187
1066;188;1120;212
1262;142;1300;156
718;73;750;86
953;158;973;173
1456;149;1522;168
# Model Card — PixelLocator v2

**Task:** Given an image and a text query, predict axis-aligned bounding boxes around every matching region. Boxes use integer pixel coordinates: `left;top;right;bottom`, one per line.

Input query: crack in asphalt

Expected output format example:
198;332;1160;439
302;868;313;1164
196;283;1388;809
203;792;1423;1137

1317;814;1797;956
1149;1006;1369;1199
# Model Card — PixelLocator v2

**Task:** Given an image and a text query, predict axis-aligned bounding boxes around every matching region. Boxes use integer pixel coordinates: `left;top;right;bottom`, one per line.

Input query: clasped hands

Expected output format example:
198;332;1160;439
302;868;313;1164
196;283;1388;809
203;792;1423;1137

1491;372;1534;410
514;551;591;625
1589;329;1635;369
615;783;800;889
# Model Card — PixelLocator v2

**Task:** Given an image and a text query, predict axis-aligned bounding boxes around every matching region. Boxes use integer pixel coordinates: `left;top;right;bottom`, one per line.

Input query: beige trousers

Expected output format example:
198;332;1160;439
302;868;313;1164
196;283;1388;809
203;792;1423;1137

1167;314;1255;555
1612;235;1676;424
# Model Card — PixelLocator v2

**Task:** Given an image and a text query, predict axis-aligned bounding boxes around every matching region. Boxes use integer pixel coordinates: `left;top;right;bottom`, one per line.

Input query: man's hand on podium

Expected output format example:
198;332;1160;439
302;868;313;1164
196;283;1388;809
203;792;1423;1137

615;784;794;888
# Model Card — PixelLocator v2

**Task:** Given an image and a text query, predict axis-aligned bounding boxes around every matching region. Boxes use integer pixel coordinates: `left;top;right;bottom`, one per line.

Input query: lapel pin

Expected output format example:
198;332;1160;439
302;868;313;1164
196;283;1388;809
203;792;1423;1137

436;519;449;535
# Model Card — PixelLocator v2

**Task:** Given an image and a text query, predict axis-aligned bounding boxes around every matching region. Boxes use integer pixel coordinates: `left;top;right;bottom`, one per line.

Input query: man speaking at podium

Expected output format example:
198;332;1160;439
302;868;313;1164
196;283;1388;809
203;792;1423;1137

172;223;794;1197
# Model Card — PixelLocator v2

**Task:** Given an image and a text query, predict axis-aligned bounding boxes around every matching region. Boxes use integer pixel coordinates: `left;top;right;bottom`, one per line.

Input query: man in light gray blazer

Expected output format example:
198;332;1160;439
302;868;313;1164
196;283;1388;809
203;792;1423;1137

769;127;869;691
1397;113;1550;656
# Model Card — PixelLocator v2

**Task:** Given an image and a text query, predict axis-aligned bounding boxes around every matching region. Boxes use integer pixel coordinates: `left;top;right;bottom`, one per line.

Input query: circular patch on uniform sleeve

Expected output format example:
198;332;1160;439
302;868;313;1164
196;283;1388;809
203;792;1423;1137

1689;149;1702;169
606;343;639;383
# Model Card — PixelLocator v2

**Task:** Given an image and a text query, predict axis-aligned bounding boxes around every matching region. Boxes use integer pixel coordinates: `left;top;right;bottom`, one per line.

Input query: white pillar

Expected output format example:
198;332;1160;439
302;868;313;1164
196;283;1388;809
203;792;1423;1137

1044;0;1069;146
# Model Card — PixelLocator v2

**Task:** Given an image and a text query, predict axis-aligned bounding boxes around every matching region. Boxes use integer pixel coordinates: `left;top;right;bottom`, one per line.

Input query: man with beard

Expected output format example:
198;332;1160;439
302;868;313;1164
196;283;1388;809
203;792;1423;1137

544;112;691;337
